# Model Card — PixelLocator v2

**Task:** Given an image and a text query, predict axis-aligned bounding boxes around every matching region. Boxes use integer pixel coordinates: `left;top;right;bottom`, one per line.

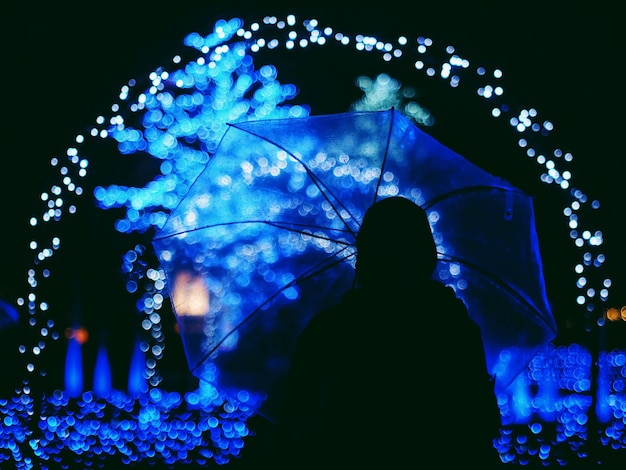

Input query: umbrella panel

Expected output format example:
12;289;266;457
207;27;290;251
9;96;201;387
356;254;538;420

159;228;356;420
430;185;555;388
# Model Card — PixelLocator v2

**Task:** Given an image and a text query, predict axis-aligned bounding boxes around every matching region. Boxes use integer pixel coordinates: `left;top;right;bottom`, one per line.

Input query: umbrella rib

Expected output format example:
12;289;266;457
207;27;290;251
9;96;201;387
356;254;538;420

372;108;395;207
263;221;353;245
227;123;361;238
154;220;354;245
423;184;526;209
191;246;356;370
438;253;555;331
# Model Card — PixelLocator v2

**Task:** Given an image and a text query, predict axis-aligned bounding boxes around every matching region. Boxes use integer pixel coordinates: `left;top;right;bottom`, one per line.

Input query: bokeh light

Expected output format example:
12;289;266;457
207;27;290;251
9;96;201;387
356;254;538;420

1;13;619;468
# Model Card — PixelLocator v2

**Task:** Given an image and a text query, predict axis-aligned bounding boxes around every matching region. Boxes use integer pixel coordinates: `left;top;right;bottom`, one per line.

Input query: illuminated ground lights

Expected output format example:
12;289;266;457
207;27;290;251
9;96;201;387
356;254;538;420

0;385;256;469
2;13;621;468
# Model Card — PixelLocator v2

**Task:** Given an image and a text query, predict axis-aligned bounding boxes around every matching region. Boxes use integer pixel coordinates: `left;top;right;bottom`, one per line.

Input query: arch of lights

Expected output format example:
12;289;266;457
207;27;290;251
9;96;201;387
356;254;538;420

2;13;618;469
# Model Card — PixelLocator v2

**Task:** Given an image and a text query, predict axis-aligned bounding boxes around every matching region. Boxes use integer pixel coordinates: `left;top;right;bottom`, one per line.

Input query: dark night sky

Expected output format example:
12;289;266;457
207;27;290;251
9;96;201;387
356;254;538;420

1;1;624;355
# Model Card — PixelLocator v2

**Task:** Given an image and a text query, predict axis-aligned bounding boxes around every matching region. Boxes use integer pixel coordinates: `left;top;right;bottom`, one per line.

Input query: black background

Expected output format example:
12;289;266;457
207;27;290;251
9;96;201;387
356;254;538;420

1;1;624;389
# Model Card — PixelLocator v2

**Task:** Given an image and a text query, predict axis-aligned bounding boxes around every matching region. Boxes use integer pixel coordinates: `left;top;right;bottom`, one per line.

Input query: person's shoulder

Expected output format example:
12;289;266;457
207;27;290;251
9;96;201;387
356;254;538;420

425;280;479;324
300;300;347;338
424;280;465;304
307;304;341;327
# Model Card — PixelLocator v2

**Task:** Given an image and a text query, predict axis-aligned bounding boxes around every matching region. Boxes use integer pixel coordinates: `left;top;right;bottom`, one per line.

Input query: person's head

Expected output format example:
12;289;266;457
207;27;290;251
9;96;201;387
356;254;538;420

355;196;437;288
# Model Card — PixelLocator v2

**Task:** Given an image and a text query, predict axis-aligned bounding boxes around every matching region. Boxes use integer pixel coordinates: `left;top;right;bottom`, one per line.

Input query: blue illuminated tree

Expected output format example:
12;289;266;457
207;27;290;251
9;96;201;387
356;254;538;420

93;18;309;388
96;20;307;235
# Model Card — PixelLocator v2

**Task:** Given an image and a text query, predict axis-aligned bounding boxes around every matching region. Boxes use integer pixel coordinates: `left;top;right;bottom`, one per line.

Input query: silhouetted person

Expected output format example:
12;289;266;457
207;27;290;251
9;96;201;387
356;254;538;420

274;196;501;468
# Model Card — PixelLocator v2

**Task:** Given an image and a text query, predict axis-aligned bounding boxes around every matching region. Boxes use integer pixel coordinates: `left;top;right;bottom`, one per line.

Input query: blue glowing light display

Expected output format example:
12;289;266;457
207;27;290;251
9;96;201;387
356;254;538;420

0;384;254;469
2;13;618;469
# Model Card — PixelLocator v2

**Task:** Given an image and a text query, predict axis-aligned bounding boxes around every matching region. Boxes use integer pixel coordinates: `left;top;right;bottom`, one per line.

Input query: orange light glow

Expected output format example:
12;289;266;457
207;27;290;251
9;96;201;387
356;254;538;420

65;327;89;344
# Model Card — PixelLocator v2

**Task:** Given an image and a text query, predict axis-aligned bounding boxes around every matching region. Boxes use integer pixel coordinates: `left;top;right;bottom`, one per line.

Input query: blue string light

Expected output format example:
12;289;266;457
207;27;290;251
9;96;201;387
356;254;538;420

3;13;617;468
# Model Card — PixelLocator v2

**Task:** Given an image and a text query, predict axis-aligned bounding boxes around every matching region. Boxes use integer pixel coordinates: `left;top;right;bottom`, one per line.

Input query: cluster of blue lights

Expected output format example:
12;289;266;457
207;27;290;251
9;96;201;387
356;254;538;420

5;12;615;468
0;384;255;469
495;343;626;464
2;344;626;467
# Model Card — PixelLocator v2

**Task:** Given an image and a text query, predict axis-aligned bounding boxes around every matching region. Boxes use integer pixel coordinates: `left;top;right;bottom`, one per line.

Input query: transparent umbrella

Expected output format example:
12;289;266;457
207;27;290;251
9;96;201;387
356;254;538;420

152;108;557;421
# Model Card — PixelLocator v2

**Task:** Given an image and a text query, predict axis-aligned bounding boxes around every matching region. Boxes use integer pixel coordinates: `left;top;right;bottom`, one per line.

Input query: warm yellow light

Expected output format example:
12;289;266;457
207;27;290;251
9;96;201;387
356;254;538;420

171;271;209;317
605;307;620;321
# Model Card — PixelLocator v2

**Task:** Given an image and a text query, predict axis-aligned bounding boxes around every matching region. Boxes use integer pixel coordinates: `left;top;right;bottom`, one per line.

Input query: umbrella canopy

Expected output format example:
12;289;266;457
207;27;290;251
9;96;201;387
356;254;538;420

152;108;556;421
